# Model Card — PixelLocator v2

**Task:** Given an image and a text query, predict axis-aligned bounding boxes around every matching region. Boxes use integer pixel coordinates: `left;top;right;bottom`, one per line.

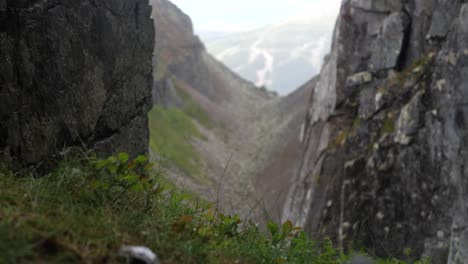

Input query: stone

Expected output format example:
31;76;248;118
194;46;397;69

460;4;468;33
448;52;458;66
394;92;422;145
349;0;402;13
0;0;155;165
347;255;375;264
119;246;160;264
436;79;447;91
346;72;373;88
428;9;450;39
370;12;410;71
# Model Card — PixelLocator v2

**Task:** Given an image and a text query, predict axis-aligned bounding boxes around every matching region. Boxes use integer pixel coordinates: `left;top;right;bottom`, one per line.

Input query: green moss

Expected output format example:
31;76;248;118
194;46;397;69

333;131;348;148
148;106;209;183
381;115;396;135
376;52;435;95
350;118;361;136
173;81;215;129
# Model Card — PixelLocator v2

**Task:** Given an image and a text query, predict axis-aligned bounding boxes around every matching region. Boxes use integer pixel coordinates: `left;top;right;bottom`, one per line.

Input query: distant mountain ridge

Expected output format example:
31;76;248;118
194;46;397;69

204;17;335;95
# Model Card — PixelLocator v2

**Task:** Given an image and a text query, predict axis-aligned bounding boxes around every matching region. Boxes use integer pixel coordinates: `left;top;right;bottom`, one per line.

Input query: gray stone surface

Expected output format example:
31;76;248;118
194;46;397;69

350;0;402;13
284;0;468;262
0;0;155;165
370;12;410;71
347;255;375;264
394;92;422;145
346;72;373;88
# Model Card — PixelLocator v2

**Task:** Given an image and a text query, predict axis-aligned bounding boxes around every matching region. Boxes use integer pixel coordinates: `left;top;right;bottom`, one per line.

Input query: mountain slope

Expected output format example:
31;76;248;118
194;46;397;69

205;18;334;95
150;0;311;220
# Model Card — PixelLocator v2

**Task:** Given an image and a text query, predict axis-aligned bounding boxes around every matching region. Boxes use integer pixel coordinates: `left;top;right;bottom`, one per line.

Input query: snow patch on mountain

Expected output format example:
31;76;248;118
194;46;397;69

204;17;335;95
249;38;275;87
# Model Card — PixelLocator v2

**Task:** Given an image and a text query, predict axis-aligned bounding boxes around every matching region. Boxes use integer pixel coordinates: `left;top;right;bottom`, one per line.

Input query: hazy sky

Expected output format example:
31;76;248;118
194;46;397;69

170;0;342;33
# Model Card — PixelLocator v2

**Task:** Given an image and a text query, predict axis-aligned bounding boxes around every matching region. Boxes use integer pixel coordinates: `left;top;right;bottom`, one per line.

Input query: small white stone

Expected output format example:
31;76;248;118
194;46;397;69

432;109;438;116
353;222;359;230
437;230;444;239
373;143;379;150
343;222;351;228
344;160;356;169
384;226;390;233
464;49;468;56
436;79;446;91
375;92;383;109
413;66;422;73
119;246;159;264
377;212;385;220
448;52;458;66
327;200;333;207
396;223;403;229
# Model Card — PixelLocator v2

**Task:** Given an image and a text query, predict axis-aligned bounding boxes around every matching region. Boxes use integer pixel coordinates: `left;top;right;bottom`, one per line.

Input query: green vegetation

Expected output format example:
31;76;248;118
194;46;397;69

381;115;396;135
377;52;435;95
0;152;431;263
148;106;209;183
173;81;215;129
330;130;348;149
155;62;168;81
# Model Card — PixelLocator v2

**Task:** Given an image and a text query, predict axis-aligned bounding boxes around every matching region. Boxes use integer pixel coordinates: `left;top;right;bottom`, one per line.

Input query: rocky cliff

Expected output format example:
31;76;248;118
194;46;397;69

0;0;155;165
283;0;468;262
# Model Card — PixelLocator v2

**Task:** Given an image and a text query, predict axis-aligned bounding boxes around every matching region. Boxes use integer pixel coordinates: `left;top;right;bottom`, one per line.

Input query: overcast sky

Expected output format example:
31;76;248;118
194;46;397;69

169;0;342;33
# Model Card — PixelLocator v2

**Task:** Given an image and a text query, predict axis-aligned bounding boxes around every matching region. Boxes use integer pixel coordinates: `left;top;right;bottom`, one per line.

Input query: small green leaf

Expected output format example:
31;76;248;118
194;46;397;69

282;220;293;234
107;156;118;164
267;221;279;236
122;174;139;184
108;164;118;174
135;155;148;164
95;159;109;170
118;152;129;163
130;182;145;192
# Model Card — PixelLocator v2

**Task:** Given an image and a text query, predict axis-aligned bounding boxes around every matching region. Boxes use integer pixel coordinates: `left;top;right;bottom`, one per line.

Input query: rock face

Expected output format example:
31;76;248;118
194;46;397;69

283;1;468;263
0;0;155;164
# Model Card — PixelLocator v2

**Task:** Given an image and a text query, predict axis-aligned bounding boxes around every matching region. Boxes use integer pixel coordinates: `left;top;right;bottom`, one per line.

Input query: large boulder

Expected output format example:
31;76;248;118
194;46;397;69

0;0;155;164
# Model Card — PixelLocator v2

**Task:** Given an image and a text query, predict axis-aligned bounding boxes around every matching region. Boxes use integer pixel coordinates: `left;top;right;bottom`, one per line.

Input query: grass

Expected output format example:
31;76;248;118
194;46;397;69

148;106;210;183
0;152;431;263
173;80;215;129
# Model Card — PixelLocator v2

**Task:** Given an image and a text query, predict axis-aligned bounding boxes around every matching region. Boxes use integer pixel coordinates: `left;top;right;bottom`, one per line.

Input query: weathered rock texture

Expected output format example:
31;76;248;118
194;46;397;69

0;0;155;164
283;1;468;263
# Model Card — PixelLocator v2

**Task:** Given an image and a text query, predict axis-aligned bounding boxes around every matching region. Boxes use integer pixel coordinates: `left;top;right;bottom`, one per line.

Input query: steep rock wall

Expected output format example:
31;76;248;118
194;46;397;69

284;0;468;262
0;0;155;164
